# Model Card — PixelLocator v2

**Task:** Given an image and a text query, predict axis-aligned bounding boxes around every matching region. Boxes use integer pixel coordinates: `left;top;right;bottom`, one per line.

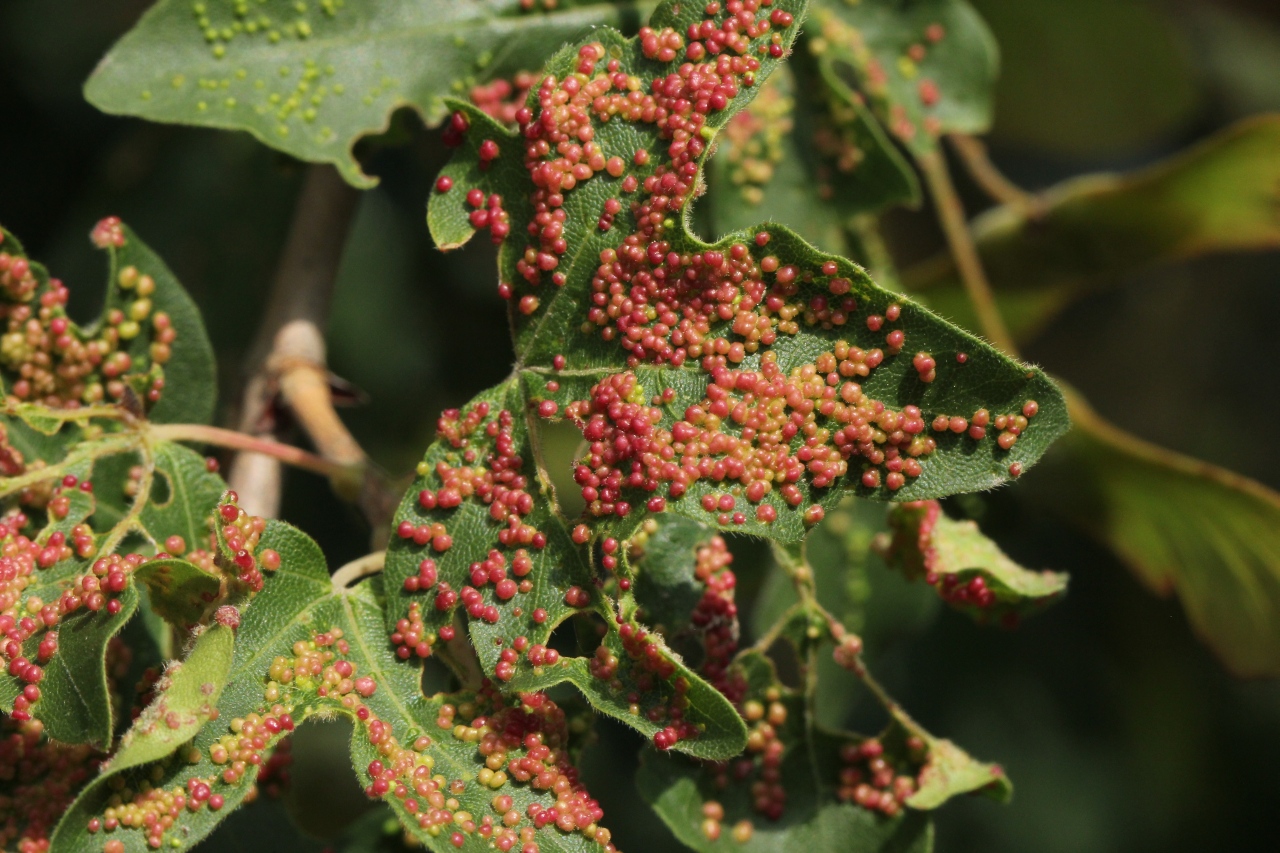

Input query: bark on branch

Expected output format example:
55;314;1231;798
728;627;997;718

226;165;390;523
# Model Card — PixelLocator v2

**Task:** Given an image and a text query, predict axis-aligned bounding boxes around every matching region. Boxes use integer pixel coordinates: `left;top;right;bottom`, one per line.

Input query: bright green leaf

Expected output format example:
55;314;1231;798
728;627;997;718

51;511;624;853
106;623;234;769
86;0;655;188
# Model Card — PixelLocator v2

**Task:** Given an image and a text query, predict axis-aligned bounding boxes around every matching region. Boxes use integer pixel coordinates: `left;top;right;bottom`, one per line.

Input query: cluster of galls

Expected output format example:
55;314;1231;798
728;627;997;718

463;187;511;247
812;14;949;144
439;0;1043;514
685;530;738;693
563;344;947;523
628;518;744;711
698;800;754;844
87;632;377;848
396;404;553;673
0;224;176;409
87;763;231;850
0;715;100;852
835;737;921;817
390;601;437;660
927;400;1039;456
217;492;280;592
446;0;785;307
602;616;700;751
435;688;615;852
469;72;538;126
882;499;1013;613
0;497;139;720
704;690;789;827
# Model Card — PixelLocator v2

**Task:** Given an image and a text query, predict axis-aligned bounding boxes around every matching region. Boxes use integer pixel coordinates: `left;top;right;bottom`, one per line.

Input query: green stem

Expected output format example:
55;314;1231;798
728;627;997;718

918;149;1018;356
947;133;1044;217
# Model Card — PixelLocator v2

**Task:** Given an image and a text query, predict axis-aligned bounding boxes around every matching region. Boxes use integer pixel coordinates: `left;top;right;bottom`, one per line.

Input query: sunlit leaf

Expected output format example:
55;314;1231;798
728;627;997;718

105;623;234;770
427;0;1067;550
52;505;623;853
86;0;654;187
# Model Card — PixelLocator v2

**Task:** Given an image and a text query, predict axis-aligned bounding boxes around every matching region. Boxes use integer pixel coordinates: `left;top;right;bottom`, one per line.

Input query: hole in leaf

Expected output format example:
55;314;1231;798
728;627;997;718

149;466;173;508
549;612;597;659
533;418;586;518
283;720;374;839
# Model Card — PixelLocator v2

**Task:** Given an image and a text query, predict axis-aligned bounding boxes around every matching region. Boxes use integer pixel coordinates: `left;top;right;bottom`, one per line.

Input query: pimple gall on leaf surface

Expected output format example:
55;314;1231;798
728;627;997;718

427;0;1068;547
52;505;627;853
0;223;227;747
384;380;749;759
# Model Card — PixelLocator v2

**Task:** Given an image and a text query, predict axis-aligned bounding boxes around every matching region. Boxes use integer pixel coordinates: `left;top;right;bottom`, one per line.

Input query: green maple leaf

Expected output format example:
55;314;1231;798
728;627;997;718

85;0;655;187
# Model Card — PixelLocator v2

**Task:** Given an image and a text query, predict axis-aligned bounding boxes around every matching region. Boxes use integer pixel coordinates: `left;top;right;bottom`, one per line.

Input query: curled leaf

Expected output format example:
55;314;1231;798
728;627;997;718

879;499;1068;623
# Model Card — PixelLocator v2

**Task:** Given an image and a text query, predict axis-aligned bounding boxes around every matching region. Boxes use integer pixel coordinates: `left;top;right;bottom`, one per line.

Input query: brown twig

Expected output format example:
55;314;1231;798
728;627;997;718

332;550;387;591
150;423;350;480
917;149;1019;356
226;164;371;519
947;134;1045;218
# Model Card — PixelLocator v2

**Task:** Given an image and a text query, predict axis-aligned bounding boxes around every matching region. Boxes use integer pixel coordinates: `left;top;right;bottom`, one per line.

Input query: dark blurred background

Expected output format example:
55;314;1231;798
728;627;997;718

3;0;1280;850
